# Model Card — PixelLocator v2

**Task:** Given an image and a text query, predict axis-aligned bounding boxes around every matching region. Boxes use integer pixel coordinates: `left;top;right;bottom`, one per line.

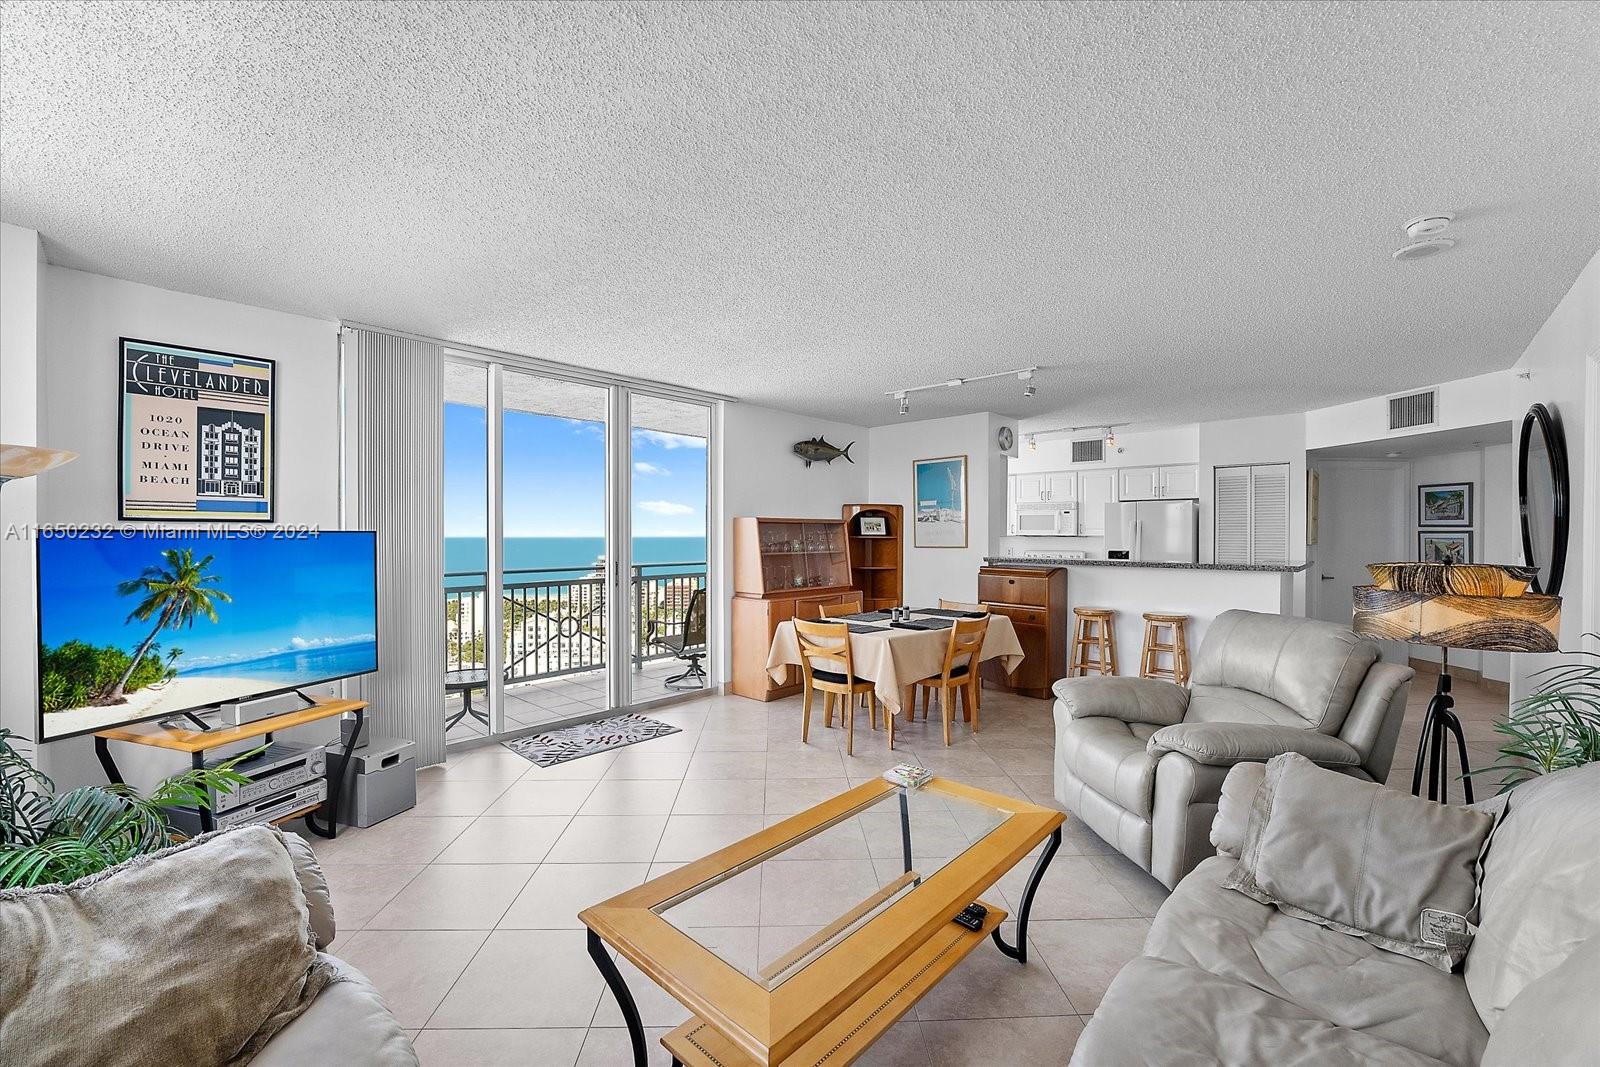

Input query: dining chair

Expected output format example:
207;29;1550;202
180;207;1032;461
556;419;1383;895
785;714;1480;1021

818;592;865;618
913;616;990;746
793;618;885;755
938;599;988;613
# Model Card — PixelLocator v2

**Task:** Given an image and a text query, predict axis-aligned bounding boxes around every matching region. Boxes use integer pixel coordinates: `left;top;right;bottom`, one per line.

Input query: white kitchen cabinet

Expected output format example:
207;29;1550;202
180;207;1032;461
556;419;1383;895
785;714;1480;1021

1044;471;1076;503
1076;469;1118;535
1118;467;1161;500
1159;464;1200;499
1120;464;1198;500
1014;473;1046;504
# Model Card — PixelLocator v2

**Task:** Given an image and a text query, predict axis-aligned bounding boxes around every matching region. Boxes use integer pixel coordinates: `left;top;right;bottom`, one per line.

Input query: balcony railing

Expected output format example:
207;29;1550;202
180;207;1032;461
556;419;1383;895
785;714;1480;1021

444;562;707;684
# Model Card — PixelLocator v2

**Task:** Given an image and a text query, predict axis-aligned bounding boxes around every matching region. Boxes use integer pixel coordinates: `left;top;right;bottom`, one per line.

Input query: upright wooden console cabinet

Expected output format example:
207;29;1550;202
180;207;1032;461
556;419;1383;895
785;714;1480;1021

978;565;1068;699
730;517;857;701
842;503;903;611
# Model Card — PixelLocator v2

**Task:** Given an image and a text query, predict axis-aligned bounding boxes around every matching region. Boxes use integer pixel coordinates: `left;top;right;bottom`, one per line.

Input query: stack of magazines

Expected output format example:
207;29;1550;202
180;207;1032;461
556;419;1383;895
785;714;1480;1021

882;763;934;789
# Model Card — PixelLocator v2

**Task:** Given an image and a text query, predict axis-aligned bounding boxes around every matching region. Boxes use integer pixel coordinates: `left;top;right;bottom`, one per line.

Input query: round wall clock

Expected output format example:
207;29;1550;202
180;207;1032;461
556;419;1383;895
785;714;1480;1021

996;425;1016;452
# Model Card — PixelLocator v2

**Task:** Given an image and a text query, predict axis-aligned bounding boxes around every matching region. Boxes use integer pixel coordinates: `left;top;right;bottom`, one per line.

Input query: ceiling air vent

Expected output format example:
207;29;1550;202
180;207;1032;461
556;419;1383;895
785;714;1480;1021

1388;389;1438;431
1071;438;1106;464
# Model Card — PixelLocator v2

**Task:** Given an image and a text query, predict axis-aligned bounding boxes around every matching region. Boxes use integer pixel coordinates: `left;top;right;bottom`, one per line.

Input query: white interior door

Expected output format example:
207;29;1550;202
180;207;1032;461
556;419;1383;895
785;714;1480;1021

1312;463;1407;658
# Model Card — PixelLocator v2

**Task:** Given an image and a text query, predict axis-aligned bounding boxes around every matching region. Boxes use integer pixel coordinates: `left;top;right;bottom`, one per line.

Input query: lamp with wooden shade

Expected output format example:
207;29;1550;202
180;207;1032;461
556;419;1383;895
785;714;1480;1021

0;443;77;486
1352;562;1561;804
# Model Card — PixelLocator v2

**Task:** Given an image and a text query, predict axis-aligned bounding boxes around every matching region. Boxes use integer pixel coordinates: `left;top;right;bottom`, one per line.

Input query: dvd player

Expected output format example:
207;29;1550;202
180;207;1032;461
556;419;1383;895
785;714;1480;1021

168;779;328;836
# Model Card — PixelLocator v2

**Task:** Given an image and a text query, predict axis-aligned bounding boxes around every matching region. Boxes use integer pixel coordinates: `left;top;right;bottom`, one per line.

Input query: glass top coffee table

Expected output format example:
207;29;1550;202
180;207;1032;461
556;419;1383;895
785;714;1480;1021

579;777;1065;1066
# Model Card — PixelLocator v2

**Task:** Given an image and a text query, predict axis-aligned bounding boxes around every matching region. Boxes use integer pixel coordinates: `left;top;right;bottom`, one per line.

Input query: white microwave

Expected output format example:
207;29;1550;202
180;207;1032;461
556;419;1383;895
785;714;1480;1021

1013;501;1078;536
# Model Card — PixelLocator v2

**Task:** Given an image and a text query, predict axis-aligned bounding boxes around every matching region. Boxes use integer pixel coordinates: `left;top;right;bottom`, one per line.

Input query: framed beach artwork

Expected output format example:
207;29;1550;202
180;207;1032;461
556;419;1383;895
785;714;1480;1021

1418;482;1472;528
118;337;277;522
913;455;968;548
1419;531;1472;564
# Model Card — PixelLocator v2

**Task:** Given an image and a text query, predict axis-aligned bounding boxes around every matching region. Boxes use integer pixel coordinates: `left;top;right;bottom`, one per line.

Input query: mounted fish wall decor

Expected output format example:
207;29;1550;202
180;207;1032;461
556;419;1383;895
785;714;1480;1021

793;437;855;467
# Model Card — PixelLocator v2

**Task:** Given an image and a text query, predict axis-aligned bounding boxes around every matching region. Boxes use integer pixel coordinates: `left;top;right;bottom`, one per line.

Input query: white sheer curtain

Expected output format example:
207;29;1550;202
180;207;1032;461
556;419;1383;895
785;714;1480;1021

343;327;446;765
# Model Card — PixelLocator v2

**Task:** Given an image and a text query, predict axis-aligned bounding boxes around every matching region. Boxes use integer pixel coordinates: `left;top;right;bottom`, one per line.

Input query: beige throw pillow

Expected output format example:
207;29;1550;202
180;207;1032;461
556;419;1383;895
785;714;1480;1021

1223;753;1497;972
0;825;336;1066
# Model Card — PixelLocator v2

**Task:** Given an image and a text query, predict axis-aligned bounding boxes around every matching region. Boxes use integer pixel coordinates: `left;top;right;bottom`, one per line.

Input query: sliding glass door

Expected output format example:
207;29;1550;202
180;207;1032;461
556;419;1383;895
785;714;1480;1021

442;357;716;745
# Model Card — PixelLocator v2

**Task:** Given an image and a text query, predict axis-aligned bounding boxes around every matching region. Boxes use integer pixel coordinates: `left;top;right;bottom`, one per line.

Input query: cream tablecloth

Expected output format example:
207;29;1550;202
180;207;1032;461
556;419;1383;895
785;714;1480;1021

765;614;1024;715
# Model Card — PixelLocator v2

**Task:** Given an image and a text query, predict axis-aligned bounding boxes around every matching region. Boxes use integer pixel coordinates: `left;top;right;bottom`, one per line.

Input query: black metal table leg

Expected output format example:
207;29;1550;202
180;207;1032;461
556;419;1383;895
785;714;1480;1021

94;736;125;785
898;789;915;881
194;751;215;833
588;929;648;1067
992;827;1061;964
305;708;362;839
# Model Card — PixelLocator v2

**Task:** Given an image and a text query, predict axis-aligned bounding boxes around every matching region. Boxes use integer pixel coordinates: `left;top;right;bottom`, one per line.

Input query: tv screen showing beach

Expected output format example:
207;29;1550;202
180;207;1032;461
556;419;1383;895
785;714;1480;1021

37;531;377;740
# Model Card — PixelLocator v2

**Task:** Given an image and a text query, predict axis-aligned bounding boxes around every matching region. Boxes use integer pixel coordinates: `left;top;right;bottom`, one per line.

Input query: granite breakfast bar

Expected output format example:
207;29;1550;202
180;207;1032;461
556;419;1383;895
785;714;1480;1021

982;556;1311;676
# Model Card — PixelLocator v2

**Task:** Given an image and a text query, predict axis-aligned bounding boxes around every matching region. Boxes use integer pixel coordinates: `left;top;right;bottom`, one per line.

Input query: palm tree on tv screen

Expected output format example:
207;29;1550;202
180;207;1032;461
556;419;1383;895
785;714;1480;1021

107;549;231;701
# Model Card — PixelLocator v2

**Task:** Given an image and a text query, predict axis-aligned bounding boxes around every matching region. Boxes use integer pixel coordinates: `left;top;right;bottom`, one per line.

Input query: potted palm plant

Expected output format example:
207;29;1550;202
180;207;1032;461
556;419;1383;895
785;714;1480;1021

0;728;249;888
1482;638;1600;792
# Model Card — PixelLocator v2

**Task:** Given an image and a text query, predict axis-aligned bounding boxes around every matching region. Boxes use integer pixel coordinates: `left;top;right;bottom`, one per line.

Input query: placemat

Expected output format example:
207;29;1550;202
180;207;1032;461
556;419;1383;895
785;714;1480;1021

913;608;988;619
891;618;954;631
843;611;893;622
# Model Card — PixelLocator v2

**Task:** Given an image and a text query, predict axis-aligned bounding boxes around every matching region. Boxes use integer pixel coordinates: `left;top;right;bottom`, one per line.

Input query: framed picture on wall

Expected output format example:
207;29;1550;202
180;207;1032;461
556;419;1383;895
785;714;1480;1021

118;337;276;522
1418;531;1472;564
912;455;968;548
1418;481;1472;527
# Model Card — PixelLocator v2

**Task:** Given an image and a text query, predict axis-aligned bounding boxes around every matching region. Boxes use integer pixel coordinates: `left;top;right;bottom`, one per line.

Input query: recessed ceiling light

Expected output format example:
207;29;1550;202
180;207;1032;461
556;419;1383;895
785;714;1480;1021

1404;214;1454;238
1393;238;1455;261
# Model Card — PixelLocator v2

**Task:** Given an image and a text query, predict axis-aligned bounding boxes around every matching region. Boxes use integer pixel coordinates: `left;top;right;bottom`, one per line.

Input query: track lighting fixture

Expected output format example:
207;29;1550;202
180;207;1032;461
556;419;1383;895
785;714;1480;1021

1027;434;1037;452
1027;422;1132;448
884;365;1040;413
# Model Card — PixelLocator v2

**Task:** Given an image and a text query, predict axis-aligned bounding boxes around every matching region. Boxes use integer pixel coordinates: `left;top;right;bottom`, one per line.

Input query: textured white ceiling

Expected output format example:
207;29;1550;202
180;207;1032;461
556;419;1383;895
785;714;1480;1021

3;1;1597;428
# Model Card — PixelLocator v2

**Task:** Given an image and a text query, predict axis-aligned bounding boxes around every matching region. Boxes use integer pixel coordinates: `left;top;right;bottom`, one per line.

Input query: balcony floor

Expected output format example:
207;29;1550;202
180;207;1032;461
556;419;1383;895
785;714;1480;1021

445;657;701;744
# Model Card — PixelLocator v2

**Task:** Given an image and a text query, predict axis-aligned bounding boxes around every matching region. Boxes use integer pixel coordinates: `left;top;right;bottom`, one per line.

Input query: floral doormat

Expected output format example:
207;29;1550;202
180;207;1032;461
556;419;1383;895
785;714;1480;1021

501;714;682;768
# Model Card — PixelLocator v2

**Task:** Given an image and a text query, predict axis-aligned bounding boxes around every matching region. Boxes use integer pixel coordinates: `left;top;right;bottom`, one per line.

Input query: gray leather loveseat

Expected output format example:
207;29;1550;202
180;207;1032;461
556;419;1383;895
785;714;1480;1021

1054;609;1414;887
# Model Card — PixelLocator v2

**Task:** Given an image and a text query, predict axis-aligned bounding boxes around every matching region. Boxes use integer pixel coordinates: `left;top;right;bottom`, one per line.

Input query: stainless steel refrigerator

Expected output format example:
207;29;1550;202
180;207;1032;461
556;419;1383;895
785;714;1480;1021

1104;500;1199;562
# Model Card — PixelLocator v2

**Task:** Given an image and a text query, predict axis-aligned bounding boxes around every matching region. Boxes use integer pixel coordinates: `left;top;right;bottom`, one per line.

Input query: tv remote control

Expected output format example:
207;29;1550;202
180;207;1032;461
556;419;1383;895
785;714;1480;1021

952;903;987;931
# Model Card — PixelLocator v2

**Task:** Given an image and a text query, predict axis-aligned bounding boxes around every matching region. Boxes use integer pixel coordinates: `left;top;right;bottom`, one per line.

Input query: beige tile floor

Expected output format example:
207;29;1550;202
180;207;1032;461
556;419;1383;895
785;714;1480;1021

299;668;1508;1066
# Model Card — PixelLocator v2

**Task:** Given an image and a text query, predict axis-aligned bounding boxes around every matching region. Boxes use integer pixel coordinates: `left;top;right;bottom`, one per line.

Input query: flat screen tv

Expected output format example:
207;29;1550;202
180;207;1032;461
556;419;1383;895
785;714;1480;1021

37;530;378;741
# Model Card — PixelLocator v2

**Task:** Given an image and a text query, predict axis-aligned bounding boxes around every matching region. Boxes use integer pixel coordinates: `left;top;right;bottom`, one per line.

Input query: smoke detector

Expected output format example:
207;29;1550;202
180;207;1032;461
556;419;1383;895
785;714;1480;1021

1393;237;1455;261
1404;214;1454;238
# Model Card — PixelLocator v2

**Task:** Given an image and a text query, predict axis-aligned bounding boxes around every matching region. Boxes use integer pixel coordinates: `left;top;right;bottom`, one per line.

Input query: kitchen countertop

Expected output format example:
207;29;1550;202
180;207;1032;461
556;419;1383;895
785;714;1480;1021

984;556;1310;574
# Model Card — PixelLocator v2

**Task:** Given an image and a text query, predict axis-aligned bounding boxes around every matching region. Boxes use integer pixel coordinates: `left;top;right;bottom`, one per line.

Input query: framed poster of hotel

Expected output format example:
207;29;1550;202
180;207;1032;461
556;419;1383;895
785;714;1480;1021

913;454;968;548
118;338;276;522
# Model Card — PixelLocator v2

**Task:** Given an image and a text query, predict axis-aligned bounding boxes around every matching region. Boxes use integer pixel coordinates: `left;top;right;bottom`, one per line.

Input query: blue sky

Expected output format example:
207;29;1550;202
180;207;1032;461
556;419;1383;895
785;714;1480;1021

444;404;707;538
39;533;377;666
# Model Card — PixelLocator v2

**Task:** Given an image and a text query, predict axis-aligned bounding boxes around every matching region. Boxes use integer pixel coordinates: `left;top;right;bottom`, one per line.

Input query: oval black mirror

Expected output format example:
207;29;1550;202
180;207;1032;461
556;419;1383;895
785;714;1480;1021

1517;403;1570;596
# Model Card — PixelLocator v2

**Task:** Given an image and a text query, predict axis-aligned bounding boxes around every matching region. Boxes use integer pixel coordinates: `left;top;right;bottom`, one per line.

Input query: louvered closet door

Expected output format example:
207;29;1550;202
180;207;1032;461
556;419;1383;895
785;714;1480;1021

1248;464;1291;563
1214;466;1253;564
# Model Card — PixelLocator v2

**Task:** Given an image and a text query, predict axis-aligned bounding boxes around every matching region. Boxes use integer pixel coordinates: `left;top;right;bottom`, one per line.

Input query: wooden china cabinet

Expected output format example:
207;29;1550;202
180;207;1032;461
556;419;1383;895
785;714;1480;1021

730;517;856;700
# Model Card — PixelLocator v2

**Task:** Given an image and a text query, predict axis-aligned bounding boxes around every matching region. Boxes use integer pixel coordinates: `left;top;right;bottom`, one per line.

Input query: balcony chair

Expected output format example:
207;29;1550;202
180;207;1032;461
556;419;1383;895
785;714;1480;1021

648;586;708;690
1054;609;1414;888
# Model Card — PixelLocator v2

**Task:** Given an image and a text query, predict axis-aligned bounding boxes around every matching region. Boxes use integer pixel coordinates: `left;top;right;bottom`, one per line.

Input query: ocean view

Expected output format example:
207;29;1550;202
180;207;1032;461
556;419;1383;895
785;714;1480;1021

445;536;708;587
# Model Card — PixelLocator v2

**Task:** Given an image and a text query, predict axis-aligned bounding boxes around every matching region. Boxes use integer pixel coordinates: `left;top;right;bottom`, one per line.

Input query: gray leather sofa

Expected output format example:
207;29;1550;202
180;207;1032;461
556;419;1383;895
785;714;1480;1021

264;833;420;1066
1054;610;1414;887
1073;761;1600;1065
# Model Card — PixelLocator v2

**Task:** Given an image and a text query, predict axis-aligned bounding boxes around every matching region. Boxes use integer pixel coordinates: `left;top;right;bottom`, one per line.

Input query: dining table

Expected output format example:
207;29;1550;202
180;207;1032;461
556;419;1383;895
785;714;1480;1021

764;608;1026;726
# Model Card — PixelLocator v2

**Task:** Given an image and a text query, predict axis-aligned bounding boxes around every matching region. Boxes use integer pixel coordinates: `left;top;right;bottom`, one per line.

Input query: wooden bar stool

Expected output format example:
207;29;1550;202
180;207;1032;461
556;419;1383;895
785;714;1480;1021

1140;612;1191;684
1070;607;1119;676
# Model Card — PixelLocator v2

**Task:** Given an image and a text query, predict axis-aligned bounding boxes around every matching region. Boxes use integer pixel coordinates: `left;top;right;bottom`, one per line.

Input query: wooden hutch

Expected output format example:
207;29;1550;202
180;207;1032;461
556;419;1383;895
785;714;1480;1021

731;516;857;700
841;503;904;611
978;564;1069;699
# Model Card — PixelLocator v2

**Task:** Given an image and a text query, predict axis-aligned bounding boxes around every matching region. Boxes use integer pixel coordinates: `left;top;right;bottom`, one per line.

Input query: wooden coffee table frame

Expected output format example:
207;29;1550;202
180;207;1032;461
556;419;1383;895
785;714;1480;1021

580;777;1064;1066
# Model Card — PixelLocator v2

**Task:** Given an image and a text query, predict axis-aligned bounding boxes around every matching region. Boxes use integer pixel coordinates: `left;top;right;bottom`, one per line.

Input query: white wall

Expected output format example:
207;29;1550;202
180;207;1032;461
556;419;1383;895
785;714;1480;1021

866;412;1012;606
1506;248;1599;699
14;265;342;787
1305;370;1515;451
0;224;44;758
718;402;869;676
998;424;1199;558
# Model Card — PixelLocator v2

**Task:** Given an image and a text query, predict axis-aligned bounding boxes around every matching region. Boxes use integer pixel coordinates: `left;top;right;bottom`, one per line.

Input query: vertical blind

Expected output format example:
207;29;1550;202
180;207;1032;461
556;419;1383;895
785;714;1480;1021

346;327;447;766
